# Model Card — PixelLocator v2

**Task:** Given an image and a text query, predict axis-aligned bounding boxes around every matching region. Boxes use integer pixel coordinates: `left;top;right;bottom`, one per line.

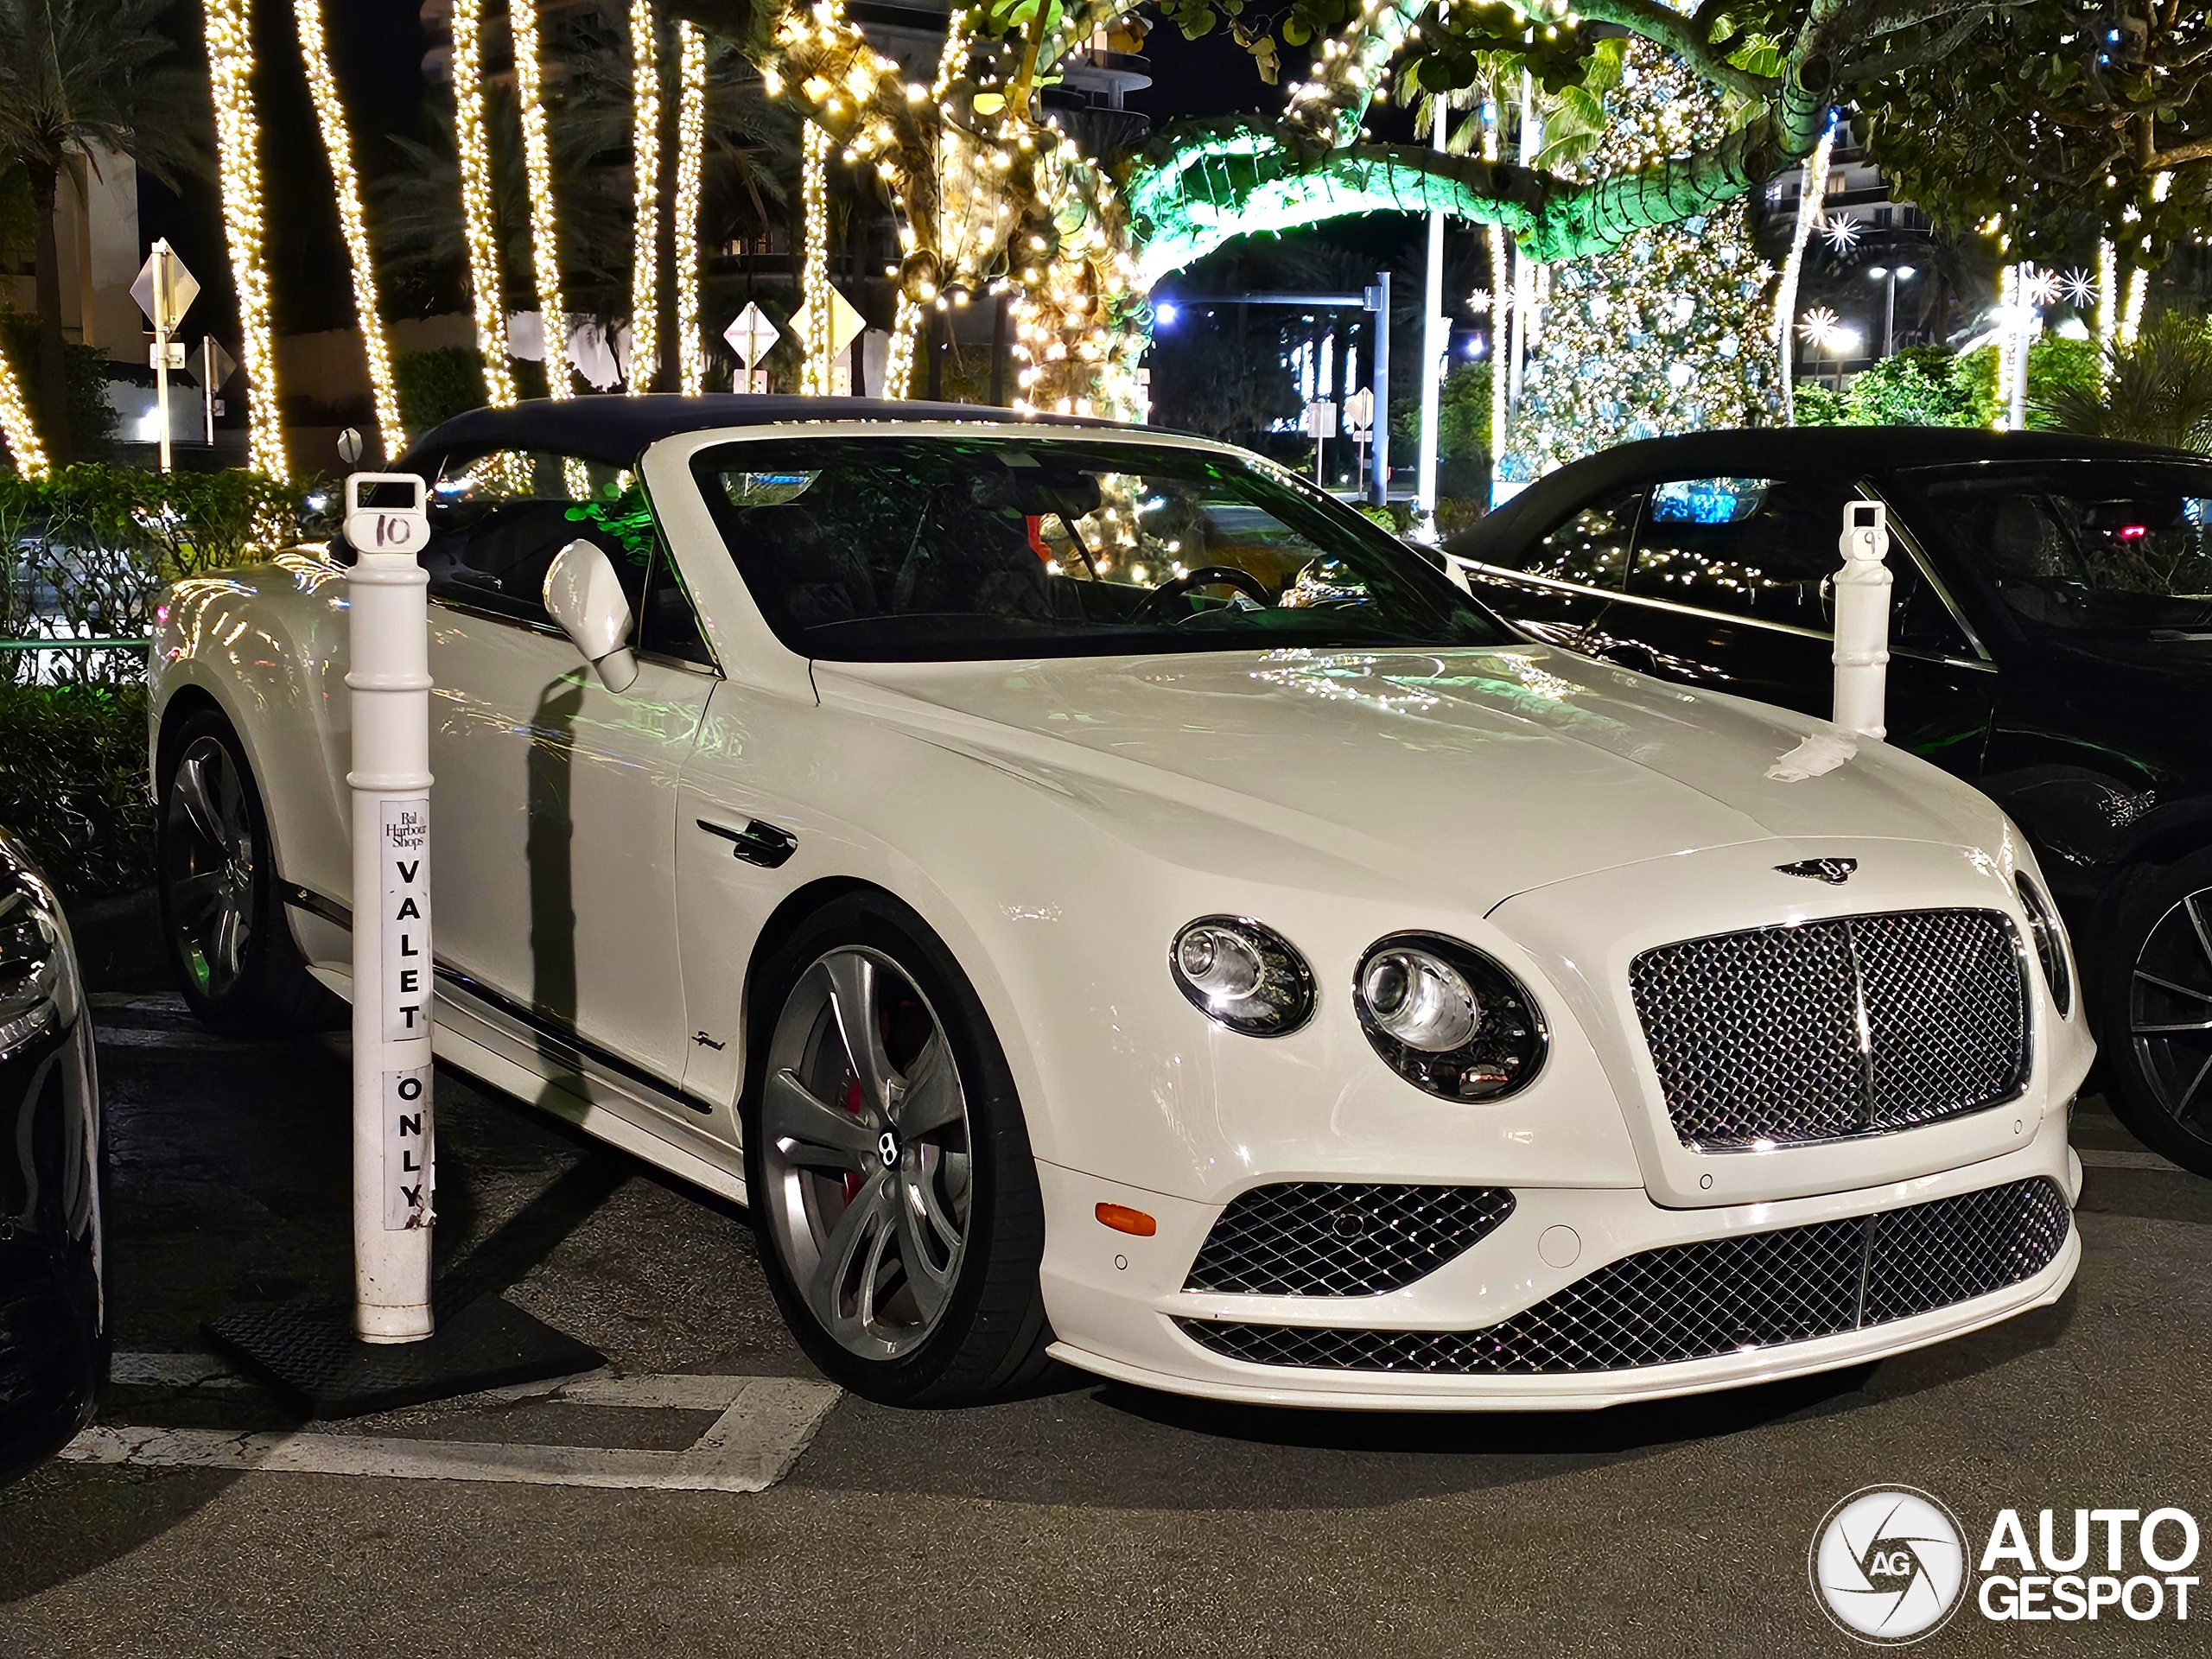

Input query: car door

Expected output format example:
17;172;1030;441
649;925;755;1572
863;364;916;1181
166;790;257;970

420;445;715;1094
1455;485;1643;649
655;442;851;1141
1597;472;1996;779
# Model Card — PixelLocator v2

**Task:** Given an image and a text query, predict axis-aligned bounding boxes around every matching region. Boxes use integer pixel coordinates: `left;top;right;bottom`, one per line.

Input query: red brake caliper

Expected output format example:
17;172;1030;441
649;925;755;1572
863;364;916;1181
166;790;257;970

841;1073;866;1203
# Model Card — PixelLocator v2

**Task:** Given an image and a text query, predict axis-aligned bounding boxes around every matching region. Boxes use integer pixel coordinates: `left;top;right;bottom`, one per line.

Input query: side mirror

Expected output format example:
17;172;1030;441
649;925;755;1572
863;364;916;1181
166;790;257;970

543;538;639;692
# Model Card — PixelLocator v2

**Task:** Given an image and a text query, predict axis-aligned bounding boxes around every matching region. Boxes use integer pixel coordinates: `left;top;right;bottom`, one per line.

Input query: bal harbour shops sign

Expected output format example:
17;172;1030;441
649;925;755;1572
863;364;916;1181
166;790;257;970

1811;1487;2201;1643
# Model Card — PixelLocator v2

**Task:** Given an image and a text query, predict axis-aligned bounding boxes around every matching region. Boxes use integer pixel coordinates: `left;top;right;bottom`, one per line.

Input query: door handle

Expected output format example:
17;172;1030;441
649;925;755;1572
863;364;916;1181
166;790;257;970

697;817;798;869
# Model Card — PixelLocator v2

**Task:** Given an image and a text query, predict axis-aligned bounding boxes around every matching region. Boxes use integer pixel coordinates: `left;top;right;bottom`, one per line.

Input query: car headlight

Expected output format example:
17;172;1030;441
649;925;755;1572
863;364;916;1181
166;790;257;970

0;885;68;1055
2016;873;2073;1018
1354;932;1548;1100
1169;916;1315;1037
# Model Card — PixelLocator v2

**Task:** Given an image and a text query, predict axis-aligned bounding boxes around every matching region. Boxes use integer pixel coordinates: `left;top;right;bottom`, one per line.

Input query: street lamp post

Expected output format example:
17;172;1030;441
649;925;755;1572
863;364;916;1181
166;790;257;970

1866;264;1916;359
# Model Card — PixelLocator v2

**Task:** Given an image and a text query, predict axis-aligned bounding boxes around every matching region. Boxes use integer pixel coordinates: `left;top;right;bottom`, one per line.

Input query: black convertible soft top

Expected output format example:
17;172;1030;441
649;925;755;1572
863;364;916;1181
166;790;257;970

400;395;1119;473
1446;426;2200;565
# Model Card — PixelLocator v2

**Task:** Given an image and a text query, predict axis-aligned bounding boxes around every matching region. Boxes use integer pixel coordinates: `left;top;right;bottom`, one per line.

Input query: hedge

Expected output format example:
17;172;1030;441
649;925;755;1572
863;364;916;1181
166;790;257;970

0;680;152;905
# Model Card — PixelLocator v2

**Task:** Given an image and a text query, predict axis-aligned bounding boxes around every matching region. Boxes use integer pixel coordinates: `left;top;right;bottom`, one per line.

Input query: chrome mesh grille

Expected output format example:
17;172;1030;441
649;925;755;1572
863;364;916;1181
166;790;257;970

1629;908;2029;1150
1176;1177;2069;1376
1185;1184;1516;1297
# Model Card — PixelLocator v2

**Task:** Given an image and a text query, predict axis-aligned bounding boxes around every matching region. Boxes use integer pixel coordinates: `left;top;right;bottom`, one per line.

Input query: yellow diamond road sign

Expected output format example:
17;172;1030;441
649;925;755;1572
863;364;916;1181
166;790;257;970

790;286;867;359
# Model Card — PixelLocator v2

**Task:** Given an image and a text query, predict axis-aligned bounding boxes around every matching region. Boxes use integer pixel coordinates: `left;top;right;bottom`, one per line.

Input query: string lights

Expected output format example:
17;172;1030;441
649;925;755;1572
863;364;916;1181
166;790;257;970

673;21;708;395
1774;124;1835;425
800;118;835;393
2097;238;2119;367
296;0;404;454
0;335;48;480
2122;266;2149;346
512;0;574;399
883;295;922;400
450;0;515;407
1483;104;1507;464
630;1;661;395
205;0;287;479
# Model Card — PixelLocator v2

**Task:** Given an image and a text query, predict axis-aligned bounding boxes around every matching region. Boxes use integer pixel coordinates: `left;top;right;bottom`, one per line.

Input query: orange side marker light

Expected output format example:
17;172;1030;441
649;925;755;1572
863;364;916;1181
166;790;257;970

1096;1202;1157;1236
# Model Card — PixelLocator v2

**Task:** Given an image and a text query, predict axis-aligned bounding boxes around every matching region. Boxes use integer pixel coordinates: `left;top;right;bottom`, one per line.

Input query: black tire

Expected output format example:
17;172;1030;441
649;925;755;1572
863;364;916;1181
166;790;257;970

156;709;341;1034
2096;847;2212;1178
742;890;1052;1406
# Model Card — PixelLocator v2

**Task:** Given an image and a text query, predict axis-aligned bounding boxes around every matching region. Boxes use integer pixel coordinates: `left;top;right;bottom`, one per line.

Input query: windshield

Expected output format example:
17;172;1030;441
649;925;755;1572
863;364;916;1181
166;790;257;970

1892;461;2212;634
691;435;1508;661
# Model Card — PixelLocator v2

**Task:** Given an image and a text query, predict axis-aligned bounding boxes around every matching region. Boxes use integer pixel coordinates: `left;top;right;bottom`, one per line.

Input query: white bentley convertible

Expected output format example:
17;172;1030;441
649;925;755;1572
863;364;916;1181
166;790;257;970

149;399;2088;1410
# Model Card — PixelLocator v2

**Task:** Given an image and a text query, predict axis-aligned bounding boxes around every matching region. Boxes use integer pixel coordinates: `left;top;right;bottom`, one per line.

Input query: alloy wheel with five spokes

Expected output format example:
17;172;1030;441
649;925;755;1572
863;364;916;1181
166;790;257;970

760;946;975;1361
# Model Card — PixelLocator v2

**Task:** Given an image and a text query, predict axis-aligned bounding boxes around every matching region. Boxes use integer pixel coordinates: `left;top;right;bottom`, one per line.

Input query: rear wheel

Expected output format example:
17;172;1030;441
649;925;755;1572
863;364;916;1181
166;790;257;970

2101;848;2212;1178
156;711;339;1033
744;892;1051;1405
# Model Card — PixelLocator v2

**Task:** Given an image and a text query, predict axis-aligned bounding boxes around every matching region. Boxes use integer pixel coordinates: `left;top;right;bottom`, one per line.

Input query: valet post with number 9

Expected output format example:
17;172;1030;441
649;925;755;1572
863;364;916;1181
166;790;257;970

342;474;436;1339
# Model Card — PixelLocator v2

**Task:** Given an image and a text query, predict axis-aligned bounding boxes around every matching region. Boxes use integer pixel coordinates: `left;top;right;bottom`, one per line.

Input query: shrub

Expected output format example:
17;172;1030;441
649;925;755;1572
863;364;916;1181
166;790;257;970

2036;312;2212;454
1840;346;1980;427
0;680;152;904
0;464;307;655
0;463;313;899
1390;363;1493;467
1951;336;2101;430
1793;383;1846;425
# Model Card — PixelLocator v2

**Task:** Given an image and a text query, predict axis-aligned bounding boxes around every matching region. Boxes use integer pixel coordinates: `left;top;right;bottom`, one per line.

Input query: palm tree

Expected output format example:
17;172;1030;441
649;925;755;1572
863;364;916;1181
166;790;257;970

378;25;794;357
0;0;201;460
2041;311;2212;455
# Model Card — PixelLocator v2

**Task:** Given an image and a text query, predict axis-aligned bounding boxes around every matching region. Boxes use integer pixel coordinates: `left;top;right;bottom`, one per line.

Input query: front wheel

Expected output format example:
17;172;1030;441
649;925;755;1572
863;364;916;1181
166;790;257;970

2099;849;2212;1178
743;892;1052;1405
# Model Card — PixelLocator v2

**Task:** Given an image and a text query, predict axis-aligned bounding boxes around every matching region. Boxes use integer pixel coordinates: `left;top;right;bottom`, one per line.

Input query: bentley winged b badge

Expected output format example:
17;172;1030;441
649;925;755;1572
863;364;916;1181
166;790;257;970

1776;857;1859;885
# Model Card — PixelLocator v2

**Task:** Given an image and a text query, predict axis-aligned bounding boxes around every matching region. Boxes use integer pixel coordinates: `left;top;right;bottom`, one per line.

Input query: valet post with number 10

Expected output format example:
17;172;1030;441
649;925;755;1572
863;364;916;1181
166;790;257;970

343;474;435;1342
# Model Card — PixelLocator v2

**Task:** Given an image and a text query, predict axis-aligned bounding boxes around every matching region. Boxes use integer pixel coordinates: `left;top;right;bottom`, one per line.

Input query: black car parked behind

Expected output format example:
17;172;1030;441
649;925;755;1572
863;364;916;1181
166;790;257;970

1448;429;2212;1177
0;829;103;1481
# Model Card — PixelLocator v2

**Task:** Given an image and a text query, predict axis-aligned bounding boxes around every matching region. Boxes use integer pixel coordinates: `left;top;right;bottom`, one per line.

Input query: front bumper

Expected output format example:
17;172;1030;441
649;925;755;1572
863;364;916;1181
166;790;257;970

1036;1111;2081;1411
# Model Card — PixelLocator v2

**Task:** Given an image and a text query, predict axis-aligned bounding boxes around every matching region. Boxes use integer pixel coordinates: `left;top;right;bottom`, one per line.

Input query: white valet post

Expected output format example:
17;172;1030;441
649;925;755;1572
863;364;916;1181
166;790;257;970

1832;500;1892;741
344;474;435;1342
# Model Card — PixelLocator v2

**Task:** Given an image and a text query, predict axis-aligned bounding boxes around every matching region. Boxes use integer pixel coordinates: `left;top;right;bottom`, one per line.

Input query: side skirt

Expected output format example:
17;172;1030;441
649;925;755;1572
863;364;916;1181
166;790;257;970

291;881;750;1207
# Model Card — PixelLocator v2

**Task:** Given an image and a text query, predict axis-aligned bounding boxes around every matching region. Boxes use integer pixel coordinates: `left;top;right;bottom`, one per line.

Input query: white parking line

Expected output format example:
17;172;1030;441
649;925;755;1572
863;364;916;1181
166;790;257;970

67;1359;842;1494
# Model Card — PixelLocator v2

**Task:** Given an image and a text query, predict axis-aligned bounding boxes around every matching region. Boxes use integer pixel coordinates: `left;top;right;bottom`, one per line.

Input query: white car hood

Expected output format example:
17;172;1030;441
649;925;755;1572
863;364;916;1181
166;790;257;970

817;645;2008;912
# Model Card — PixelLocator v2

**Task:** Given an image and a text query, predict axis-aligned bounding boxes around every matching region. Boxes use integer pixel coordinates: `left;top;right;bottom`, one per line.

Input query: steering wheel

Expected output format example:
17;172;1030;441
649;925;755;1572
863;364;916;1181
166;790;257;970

1133;565;1274;621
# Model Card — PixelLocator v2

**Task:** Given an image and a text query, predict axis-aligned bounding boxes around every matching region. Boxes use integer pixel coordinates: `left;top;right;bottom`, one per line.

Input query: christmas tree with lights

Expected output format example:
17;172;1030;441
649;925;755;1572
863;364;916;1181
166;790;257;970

1504;41;1781;482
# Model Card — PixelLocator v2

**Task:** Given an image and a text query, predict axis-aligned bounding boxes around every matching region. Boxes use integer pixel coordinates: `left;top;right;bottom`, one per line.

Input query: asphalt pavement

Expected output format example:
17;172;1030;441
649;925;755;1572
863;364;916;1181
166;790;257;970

3;983;2209;1658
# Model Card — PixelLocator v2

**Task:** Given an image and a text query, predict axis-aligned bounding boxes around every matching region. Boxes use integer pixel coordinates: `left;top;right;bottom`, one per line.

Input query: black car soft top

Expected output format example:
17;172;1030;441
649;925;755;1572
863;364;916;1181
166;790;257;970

399;395;1130;474
1446;427;2203;565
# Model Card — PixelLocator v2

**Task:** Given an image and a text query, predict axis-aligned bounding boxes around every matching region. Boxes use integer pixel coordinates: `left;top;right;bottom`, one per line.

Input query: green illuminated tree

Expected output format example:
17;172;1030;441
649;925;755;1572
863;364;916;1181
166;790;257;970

665;0;2207;417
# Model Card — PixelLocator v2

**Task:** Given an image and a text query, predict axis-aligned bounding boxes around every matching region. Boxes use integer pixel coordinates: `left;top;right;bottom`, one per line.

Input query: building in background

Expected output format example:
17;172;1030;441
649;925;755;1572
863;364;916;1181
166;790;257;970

1757;116;1947;387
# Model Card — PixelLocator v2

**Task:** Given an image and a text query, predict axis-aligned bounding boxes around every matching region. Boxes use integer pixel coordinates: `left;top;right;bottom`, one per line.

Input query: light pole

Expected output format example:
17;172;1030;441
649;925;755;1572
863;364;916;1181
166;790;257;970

1866;264;1917;358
